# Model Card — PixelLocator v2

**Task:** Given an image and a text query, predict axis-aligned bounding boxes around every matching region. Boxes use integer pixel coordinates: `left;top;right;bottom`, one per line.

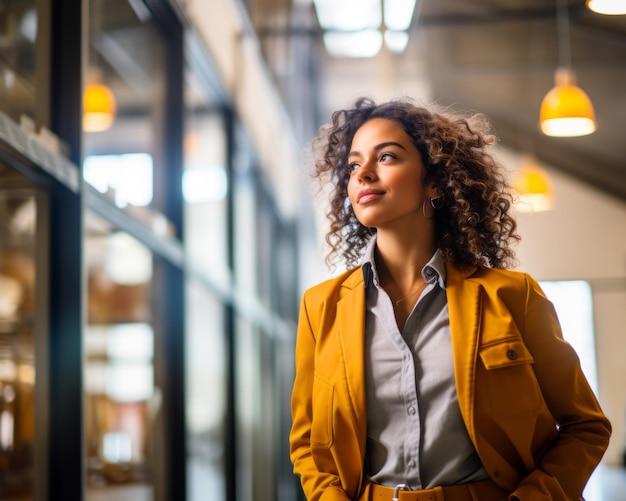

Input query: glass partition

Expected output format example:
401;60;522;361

84;213;155;500
0;163;45;500
0;0;38;123
183;63;229;501
185;278;227;500
83;0;169;222
183;79;229;287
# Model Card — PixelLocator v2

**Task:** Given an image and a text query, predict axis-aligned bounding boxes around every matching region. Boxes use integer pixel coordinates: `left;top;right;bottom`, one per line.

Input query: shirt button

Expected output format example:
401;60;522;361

408;406;416;415
408;459;416;468
507;349;518;360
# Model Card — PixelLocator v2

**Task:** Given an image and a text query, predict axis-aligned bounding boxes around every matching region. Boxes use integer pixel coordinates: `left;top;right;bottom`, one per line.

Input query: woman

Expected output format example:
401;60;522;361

289;97;611;501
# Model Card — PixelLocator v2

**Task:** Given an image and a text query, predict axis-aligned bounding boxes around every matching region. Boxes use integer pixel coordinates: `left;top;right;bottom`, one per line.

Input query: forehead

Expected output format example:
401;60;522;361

351;118;410;146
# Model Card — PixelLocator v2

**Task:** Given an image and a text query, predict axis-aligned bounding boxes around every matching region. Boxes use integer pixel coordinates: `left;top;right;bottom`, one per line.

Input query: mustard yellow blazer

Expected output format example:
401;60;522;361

290;263;611;501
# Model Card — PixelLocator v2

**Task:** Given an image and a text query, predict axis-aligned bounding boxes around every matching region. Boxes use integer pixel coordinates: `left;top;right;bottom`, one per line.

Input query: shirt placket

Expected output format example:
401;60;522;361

402;345;421;487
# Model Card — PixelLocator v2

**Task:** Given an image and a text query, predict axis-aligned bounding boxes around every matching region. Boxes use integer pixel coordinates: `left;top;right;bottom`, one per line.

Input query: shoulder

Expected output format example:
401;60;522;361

475;266;544;294
472;266;533;286
447;265;555;334
447;262;545;303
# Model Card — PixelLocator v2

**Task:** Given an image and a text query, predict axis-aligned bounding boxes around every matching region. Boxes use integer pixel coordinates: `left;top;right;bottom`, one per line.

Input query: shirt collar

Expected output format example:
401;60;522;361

361;236;447;290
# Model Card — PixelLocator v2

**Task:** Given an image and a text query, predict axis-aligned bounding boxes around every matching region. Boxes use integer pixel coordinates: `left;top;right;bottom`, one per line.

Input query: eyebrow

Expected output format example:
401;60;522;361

348;141;408;158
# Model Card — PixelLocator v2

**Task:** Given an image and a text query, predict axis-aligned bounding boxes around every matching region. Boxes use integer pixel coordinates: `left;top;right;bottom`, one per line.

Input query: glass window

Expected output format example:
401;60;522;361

185;278;227;501
84;153;154;208
0;0;37;123
539;280;598;392
235;317;281;501
83;0;169;222
0;164;43;500
234;317;259;501
84;214;155;500
183;71;229;287
183;59;229;501
233;145;257;297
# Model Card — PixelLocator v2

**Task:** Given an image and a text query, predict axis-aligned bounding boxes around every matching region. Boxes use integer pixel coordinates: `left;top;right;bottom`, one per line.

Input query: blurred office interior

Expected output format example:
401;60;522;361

0;0;625;499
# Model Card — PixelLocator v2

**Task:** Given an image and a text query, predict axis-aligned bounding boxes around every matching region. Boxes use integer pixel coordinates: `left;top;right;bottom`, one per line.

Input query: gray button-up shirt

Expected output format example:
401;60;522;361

362;240;488;488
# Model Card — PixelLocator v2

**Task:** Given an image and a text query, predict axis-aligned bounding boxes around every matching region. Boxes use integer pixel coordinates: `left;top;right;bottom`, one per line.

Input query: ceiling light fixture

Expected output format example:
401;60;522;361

540;67;596;137
313;0;418;57
83;81;117;133
539;0;596;137
586;0;626;15
512;157;555;213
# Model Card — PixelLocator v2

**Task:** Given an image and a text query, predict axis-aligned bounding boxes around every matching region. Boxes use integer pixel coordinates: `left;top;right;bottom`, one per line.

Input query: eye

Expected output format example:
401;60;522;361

348;161;360;172
379;152;396;162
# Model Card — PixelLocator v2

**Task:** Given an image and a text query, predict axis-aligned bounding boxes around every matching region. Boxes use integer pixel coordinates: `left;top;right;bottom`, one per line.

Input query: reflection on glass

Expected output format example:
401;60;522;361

0;175;38;500
84;153;154;208
84;215;155;499
183;56;229;501
83;0;166;216
234;152;257;296
183;72;229;287
183;164;227;204
185;279;226;501
234;318;279;500
83;1;167;496
0;1;37;123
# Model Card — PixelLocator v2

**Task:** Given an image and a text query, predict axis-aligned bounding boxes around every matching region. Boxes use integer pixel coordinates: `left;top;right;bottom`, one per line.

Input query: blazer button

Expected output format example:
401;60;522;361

507;349;518;360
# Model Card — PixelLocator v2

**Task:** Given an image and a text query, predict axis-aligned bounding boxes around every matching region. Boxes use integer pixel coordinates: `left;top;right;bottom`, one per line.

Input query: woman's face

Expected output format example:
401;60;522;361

346;118;435;230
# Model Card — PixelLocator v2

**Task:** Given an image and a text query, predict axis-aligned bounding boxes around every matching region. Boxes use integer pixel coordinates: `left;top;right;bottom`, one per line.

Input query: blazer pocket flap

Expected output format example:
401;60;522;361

480;339;534;369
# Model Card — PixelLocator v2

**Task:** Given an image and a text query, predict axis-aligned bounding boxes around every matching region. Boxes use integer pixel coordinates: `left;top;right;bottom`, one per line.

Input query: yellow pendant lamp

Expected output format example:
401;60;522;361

539;0;596;137
512;158;555;213
83;77;116;133
540;67;596;137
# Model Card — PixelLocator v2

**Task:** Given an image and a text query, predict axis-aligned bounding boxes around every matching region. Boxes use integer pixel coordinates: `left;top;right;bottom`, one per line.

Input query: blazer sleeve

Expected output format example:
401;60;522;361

289;292;352;501
509;275;611;500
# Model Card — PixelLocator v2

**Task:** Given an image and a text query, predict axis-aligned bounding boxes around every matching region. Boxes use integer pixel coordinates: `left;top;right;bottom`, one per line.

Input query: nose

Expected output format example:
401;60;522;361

355;157;376;182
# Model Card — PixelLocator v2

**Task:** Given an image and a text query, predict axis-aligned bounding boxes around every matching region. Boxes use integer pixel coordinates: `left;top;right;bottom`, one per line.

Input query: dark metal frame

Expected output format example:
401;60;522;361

47;0;85;499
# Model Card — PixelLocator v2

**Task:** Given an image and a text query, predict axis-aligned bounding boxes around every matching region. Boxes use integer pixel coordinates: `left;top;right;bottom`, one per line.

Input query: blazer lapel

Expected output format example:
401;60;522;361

336;268;368;447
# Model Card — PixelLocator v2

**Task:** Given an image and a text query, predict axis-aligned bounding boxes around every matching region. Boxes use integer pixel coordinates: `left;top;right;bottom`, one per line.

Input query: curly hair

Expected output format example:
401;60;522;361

311;97;520;270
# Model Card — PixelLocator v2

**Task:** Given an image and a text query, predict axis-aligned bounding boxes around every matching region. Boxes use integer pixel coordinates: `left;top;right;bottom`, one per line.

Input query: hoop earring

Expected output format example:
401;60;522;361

430;195;443;209
423;196;442;220
422;199;434;220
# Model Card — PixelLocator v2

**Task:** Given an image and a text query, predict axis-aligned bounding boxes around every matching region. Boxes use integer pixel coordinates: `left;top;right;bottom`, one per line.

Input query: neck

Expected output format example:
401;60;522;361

374;231;435;290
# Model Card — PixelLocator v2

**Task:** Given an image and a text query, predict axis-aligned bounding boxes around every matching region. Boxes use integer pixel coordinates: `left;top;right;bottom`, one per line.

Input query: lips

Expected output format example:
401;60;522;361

357;189;384;204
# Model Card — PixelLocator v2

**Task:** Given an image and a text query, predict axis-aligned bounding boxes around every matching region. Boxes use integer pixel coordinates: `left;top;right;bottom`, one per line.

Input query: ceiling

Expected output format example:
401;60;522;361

251;0;626;204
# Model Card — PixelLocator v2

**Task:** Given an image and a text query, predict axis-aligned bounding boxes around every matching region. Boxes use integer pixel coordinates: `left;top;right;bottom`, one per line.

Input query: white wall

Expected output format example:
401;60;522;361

501;148;626;466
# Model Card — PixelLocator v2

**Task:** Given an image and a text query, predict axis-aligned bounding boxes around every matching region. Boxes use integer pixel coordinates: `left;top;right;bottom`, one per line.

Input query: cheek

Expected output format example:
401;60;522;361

400;173;425;198
346;177;358;205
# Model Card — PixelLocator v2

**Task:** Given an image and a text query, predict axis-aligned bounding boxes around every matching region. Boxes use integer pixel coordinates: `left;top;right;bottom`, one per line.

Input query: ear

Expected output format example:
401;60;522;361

426;184;439;199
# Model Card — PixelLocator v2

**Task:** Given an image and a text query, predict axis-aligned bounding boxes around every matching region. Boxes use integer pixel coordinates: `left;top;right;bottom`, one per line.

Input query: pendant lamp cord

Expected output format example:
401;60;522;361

557;0;572;69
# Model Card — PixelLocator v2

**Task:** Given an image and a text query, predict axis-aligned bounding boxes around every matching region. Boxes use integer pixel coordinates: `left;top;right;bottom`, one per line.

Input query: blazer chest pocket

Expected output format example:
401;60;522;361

310;374;334;448
479;338;543;418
